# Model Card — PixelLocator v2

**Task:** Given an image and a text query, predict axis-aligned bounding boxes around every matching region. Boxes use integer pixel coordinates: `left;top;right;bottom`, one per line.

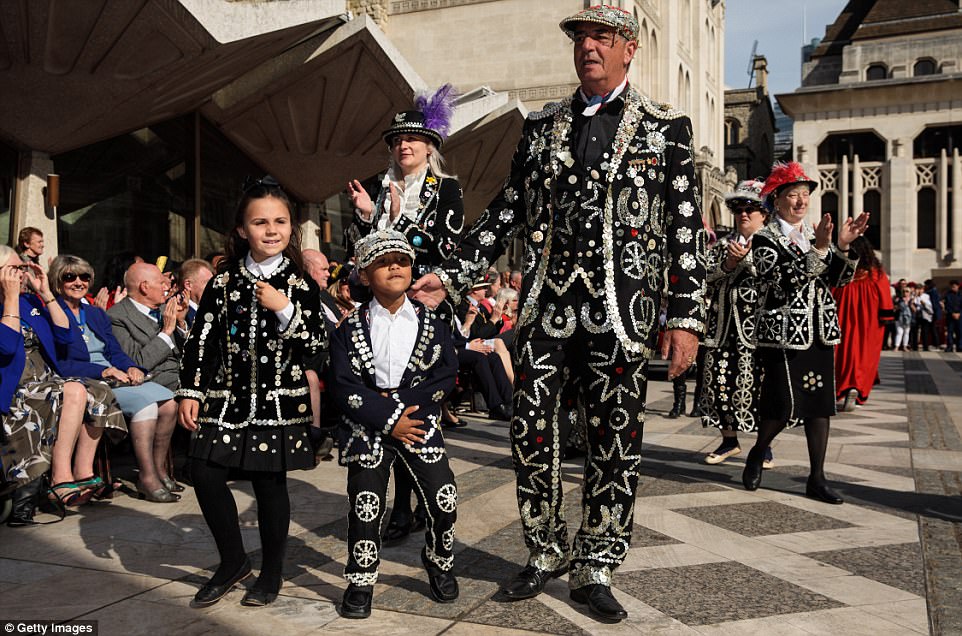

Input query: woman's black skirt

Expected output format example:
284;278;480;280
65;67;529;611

188;423;315;472
758;342;836;425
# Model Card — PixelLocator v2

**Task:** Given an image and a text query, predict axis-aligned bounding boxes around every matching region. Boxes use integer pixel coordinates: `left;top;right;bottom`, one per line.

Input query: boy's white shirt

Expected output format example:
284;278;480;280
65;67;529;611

369;295;419;389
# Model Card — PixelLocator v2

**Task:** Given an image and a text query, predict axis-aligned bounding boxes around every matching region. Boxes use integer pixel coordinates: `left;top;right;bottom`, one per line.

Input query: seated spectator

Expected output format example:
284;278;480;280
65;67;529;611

458;278;505;340
495;287;518;334
108;263;187;494
177;258;215;329
480;268;502;313
50;256;180;503
15;227;44;266
302;248;340;460
203;252;227;273
328;262;357;320
452;330;513;422
0;246;123;519
509;269;522;292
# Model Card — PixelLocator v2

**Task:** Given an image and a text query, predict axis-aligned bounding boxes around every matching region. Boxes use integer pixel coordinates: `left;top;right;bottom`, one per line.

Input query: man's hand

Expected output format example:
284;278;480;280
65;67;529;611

662;329;699;380
409;273;447;309
178;398;200;431
254;281;290;312
161;298;178;335
391;405;425;445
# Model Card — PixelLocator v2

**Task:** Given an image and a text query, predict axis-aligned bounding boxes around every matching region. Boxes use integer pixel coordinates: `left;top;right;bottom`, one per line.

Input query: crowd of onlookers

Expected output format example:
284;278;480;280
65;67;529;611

1;226;524;523
887;277;962;352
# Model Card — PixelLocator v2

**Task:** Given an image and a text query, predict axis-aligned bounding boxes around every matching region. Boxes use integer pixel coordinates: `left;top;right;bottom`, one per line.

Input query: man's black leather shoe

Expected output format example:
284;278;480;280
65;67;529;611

339;584;373;619
742;447;764;491
570;584;628;622
421;549;459;602
806;479;844;504
192;559;252;608
381;518;412;546
501;565;567;600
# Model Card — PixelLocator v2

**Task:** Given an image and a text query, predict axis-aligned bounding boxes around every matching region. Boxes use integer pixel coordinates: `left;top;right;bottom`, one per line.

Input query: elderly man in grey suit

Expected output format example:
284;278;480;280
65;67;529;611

108;262;187;392
108;262;189;496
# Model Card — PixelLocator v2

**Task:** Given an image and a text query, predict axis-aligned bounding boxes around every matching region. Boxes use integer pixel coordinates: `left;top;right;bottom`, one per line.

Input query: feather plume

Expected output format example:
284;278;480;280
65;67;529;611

415;84;457;139
761;161;815;200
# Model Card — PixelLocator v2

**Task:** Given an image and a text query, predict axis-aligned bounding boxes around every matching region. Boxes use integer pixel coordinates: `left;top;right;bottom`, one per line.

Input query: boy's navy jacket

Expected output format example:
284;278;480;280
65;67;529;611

328;300;457;467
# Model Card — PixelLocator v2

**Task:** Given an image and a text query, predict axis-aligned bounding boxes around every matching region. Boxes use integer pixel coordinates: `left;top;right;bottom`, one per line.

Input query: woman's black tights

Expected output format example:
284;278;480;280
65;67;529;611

750;416;831;483
191;459;290;593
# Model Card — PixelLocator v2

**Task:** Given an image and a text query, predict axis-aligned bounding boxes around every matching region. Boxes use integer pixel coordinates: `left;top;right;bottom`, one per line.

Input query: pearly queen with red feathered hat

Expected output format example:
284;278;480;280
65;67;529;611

760;162;818;205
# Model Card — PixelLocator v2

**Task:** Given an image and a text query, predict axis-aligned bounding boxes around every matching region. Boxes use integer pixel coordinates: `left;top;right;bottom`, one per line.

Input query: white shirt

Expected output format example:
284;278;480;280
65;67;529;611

369;296;419;389
129;297;176;350
245;253;294;331
775;216;826;256
375;167;428;229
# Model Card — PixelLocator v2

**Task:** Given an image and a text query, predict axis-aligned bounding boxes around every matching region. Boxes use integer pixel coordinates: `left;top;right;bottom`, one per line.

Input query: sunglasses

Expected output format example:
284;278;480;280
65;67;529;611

731;206;761;215
61;272;92;283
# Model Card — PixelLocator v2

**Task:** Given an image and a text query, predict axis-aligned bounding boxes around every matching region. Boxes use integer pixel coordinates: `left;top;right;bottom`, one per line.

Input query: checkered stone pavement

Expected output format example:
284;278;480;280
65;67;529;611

1;351;959;634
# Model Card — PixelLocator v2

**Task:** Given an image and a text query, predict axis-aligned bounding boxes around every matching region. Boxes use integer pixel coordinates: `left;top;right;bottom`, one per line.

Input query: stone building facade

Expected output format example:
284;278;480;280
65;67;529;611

777;0;962;284
724;56;776;183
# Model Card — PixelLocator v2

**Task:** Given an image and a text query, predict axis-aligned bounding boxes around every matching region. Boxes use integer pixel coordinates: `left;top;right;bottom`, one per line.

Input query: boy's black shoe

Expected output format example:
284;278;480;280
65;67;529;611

340;584;373;619
421;548;459;602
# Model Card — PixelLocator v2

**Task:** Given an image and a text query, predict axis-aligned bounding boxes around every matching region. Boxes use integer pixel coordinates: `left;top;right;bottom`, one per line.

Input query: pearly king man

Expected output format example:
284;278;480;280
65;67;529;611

411;5;706;622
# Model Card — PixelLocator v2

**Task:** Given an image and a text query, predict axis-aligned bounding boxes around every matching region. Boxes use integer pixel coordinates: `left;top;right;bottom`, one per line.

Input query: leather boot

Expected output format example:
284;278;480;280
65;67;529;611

667;380;687;419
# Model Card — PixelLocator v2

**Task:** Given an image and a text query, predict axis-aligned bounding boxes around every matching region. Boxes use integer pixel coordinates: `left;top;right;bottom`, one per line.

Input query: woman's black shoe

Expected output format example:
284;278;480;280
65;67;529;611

339;584;373;619
240;588;278;606
742;447;764;491
806;479;843;504
570;584;628;622
192;560;252;607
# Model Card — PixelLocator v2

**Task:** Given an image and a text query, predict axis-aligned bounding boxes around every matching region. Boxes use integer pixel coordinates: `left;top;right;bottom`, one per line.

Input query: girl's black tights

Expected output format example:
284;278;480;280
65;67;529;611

750;416;831;483
191;459;290;593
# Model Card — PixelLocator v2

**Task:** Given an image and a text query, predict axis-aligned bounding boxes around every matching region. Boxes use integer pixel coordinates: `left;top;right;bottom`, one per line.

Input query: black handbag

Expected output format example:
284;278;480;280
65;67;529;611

5;474;66;527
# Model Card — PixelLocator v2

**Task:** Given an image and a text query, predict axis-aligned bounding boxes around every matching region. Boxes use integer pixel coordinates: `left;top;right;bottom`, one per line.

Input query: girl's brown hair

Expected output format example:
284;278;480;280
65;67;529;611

223;178;304;273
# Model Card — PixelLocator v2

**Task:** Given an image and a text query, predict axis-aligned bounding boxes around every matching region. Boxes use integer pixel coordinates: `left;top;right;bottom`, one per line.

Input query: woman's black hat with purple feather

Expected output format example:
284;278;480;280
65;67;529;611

382;84;457;149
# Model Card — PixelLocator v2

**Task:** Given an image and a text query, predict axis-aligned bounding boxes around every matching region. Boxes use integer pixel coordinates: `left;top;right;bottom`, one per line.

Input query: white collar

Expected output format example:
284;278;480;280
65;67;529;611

578;77;628;115
369;295;417;322
128;297;154;316
245;252;284;277
776;216;805;237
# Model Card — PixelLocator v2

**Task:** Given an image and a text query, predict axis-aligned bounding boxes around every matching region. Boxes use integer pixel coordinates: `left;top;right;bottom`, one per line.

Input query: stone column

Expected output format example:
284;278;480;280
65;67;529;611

851;154;861;224
886;146;914;279
840;155;849;223
940;149;949;260
13;151;58;261
952;148;962;264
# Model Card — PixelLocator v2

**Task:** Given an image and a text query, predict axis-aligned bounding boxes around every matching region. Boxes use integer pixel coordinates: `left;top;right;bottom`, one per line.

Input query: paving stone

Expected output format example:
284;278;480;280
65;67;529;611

461;598;588;635
806;543;926;596
674;501;855;537
617;561;843;625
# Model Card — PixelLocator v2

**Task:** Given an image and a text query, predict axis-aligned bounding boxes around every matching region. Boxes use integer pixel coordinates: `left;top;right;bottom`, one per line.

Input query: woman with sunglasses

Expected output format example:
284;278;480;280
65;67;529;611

0;246;123;522
49;255;180;503
697;180;774;468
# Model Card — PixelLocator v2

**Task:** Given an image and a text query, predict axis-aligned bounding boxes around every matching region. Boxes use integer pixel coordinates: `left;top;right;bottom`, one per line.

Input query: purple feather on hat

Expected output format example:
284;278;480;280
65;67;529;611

415;84;457;140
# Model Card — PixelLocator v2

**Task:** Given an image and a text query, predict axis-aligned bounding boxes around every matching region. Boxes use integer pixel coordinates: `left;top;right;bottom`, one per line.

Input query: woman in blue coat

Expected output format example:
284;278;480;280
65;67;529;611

0;246;120;517
50;255;179;503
